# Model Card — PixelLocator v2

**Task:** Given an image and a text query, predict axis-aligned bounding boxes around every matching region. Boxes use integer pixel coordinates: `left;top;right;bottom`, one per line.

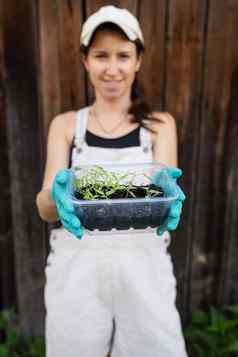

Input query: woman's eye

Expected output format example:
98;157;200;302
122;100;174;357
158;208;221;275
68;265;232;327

119;54;130;59
94;54;130;60
95;54;107;58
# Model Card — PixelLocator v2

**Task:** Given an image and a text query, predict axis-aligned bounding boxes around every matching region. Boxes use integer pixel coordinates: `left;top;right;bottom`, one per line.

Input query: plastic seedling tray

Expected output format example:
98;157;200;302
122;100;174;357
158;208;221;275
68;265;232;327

67;162;179;233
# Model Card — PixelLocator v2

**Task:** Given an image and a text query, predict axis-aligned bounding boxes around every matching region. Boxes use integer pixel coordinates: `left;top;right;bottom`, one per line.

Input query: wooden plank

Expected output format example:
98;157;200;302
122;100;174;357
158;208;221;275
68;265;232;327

138;0;166;109
37;0;62;140
4;0;45;335
215;1;238;304
0;0;17;310
86;0;137;15
58;0;86;112
187;0;238;314
165;0;207;321
0;0;4;77
218;74;238;304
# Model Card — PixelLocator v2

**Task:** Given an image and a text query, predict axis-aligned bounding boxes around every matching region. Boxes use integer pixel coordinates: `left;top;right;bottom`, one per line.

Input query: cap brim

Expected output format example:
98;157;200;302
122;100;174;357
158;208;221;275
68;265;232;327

81;19;143;47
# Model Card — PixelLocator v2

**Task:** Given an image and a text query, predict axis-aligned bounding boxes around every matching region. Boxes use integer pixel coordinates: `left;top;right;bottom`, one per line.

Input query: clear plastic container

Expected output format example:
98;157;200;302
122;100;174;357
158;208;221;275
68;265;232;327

66;162;178;234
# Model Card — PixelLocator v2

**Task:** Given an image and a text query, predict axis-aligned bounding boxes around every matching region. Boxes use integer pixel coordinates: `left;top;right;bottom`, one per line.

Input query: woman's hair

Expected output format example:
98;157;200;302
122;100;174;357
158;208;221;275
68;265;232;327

80;22;160;132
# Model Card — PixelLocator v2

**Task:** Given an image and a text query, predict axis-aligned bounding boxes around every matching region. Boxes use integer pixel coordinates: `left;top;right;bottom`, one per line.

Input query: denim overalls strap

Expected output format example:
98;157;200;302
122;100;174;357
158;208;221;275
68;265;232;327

74;107;90;153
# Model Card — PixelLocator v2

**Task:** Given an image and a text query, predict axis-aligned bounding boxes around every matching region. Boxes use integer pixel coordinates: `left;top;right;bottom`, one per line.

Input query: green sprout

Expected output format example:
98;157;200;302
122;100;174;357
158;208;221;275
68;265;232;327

74;166;162;200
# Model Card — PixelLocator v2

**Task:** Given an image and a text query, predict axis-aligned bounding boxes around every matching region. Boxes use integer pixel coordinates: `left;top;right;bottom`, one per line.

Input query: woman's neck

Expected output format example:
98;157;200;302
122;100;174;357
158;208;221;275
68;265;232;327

92;96;131;116
88;96;136;138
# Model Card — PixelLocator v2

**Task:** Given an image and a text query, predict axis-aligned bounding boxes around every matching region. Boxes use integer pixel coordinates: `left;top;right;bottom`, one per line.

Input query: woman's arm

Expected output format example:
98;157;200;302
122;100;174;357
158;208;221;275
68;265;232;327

150;112;185;235
151;112;178;167
36;189;58;222
36;113;73;222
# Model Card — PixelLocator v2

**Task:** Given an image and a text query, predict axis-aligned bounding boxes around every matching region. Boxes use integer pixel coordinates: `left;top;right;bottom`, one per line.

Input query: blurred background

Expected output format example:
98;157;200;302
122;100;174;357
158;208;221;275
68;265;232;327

0;0;238;339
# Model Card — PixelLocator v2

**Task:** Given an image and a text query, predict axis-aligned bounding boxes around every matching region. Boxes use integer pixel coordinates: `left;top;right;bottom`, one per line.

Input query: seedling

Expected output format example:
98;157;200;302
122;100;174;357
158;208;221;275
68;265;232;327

73;165;163;200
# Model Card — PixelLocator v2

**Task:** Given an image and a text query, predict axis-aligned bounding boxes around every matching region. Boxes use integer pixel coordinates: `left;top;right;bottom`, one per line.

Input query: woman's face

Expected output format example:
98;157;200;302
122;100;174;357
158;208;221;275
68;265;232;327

82;30;142;101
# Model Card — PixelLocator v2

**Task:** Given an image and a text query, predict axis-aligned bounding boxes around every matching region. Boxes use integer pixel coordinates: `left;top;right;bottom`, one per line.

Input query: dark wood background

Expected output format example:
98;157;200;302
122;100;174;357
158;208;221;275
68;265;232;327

1;0;238;336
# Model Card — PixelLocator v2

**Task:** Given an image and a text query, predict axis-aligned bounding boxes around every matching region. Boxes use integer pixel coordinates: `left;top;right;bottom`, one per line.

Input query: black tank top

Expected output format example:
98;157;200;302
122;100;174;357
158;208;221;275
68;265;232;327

68;126;140;167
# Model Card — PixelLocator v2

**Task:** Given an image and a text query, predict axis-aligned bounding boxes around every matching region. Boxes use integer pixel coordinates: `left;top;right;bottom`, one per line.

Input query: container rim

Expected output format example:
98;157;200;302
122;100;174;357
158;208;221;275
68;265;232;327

68;195;178;205
67;161;180;203
72;161;168;171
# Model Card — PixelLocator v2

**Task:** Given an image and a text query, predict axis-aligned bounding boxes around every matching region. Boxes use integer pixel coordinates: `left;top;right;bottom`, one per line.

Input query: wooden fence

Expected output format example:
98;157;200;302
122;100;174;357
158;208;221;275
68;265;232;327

1;0;238;336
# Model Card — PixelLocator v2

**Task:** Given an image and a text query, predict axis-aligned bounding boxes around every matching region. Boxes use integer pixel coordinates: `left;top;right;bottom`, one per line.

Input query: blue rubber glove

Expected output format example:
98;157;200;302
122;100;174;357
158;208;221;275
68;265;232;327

51;169;83;239
152;167;186;236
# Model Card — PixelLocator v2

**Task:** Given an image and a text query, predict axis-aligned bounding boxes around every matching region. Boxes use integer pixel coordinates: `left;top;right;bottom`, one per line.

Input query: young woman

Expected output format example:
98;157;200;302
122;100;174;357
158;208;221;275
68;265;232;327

36;5;187;357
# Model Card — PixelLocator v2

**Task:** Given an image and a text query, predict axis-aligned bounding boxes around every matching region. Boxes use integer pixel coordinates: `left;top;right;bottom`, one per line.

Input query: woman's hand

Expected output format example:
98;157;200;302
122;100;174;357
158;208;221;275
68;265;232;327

152;167;186;236
51;169;83;239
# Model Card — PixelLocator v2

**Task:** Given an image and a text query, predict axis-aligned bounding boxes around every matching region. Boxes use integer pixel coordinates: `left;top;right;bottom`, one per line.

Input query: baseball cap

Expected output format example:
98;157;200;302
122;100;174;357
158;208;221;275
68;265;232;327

80;5;144;47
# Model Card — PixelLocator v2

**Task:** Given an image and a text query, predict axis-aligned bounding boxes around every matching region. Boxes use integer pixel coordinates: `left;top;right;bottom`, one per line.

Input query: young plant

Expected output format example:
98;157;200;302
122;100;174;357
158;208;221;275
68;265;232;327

184;304;238;357
0;307;45;357
73;166;163;200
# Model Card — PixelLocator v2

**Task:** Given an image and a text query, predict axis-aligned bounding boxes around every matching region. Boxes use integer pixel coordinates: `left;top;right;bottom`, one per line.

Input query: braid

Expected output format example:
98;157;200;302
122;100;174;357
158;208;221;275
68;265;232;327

129;77;159;132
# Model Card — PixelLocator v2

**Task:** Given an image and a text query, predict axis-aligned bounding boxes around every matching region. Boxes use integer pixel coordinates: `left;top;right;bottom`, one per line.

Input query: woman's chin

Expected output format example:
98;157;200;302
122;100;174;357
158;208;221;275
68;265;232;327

102;91;123;101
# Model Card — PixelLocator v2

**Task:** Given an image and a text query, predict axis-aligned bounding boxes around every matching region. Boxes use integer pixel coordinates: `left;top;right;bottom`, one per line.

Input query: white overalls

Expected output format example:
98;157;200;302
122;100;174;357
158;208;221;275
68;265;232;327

44;107;188;357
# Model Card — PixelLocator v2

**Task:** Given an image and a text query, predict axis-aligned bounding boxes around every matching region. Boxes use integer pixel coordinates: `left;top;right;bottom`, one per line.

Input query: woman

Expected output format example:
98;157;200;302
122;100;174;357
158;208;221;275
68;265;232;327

36;5;187;357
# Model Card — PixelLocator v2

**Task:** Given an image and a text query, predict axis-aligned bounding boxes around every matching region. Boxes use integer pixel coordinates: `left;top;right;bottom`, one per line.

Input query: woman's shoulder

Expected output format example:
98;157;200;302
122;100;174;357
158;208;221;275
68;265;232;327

149;111;176;135
150;112;178;164
151;111;176;128
49;110;76;145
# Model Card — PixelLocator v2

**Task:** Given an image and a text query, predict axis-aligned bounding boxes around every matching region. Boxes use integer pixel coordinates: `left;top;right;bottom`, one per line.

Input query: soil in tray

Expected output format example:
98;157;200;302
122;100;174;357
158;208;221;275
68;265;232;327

74;184;164;200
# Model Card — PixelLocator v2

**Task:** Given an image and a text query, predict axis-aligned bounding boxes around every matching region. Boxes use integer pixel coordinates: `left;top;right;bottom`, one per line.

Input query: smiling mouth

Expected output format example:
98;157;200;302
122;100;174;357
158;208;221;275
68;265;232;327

103;80;122;84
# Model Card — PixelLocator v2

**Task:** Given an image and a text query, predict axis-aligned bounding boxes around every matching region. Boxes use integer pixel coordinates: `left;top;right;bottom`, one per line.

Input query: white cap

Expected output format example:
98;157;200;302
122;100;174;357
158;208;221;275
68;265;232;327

80;5;144;47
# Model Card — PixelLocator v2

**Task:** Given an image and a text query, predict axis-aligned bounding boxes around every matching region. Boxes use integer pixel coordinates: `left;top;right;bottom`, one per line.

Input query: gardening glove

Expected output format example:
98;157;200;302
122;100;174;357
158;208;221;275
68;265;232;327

51;169;83;239
152;167;186;236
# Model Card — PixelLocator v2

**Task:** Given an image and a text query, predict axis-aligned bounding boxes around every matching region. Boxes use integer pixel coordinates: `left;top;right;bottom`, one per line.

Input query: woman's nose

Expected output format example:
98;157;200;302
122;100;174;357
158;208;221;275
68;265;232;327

105;59;120;75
